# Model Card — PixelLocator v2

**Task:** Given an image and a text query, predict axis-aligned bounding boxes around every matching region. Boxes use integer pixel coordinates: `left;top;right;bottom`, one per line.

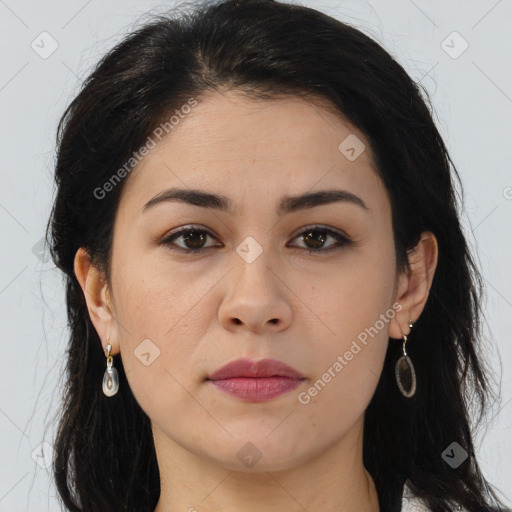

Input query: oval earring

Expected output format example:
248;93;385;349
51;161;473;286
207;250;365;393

102;336;119;397
395;319;416;398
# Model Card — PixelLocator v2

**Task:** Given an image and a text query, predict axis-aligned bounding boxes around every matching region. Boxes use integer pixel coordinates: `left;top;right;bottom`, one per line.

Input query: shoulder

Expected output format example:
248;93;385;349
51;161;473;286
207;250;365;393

400;482;432;512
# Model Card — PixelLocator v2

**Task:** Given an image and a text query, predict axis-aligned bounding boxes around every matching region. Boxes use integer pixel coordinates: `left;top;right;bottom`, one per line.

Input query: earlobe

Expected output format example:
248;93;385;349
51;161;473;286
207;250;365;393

389;231;438;340
73;247;118;353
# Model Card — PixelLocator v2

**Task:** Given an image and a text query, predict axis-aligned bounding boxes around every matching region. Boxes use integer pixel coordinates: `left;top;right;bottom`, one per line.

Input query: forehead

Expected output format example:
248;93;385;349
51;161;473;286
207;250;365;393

151;90;375;163
119;89;385;216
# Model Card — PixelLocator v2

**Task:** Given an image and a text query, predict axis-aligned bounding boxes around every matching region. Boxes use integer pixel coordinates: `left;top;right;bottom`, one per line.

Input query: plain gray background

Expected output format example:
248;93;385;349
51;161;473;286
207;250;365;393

0;0;511;510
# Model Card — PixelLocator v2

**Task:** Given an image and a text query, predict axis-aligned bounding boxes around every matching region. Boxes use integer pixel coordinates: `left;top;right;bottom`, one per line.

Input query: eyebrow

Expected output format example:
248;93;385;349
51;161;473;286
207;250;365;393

142;187;369;215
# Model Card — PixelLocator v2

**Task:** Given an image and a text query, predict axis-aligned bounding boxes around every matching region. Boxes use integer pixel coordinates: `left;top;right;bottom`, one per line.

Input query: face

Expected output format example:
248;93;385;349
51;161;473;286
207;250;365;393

103;90;404;472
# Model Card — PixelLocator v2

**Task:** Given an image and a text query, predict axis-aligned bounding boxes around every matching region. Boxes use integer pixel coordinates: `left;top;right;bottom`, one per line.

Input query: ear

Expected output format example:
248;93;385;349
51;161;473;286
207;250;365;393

389;231;438;340
74;247;120;355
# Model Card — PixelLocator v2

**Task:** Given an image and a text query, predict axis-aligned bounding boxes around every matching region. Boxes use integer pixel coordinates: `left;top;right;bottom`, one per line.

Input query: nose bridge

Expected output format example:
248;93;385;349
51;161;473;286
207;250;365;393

219;232;292;333
233;233;276;294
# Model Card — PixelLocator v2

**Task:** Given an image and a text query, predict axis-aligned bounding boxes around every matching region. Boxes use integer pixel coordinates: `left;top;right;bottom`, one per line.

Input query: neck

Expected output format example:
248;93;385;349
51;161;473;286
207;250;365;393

153;418;380;512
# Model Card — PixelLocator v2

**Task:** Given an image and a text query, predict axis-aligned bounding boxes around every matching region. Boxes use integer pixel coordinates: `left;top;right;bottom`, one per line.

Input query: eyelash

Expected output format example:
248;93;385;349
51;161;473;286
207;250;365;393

159;224;354;255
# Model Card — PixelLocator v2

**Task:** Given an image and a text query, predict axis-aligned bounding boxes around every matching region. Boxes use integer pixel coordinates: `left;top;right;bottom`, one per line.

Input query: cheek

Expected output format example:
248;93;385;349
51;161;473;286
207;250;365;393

110;244;235;417
297;322;390;441
112;240;210;342
299;245;396;419
311;250;396;346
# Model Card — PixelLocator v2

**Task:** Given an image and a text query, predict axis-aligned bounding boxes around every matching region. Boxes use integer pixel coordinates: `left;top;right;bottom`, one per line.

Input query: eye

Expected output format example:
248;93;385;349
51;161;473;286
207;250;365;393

288;225;353;254
159;224;354;254
160;226;221;253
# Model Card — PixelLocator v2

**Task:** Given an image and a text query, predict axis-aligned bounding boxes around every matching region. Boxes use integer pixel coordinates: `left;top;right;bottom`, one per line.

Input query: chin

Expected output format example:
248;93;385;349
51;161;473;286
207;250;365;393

206;438;315;474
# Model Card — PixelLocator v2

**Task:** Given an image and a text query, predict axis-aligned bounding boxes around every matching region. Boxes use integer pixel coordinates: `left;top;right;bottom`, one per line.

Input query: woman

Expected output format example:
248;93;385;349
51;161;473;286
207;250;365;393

46;0;508;510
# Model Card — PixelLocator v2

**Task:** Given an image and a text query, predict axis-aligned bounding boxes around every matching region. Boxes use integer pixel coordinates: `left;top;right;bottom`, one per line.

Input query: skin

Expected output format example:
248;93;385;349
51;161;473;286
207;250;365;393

75;89;438;512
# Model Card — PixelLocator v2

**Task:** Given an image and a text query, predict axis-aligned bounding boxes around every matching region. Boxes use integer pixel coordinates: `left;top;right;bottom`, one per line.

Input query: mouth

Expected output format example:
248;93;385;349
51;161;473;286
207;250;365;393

206;357;306;402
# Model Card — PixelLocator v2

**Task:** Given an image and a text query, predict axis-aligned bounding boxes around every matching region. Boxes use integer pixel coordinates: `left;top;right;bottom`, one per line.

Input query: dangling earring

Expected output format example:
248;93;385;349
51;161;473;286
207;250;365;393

395;319;416;398
102;335;119;397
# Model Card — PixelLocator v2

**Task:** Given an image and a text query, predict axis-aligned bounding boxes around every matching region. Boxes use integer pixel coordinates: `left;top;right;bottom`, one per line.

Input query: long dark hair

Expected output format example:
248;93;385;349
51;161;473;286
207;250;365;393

46;0;507;510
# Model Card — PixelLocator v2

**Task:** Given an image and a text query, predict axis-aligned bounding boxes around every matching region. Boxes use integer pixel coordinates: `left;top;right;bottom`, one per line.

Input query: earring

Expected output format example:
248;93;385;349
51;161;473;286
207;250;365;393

395;319;416;398
102;335;119;397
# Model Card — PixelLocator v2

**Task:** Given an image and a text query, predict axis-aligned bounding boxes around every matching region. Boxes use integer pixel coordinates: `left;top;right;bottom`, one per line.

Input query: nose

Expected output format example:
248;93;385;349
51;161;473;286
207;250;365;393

218;245;293;336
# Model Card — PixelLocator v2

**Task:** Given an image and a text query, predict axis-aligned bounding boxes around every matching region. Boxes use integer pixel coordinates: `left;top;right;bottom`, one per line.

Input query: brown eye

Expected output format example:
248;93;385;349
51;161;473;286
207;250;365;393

290;226;353;254
161;227;221;253
302;230;328;249
179;230;208;250
160;224;353;255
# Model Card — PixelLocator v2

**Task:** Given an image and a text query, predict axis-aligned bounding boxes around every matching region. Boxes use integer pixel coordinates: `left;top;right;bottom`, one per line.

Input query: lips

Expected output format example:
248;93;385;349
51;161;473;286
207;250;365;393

207;357;305;381
206;358;305;402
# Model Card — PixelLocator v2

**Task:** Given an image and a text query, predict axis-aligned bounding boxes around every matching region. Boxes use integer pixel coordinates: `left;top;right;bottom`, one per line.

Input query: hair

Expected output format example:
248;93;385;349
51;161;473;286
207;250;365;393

46;0;507;510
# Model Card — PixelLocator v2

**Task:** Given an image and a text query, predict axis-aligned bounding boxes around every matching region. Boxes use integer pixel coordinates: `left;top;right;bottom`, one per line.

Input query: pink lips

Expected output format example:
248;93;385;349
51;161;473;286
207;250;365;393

206;357;305;402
